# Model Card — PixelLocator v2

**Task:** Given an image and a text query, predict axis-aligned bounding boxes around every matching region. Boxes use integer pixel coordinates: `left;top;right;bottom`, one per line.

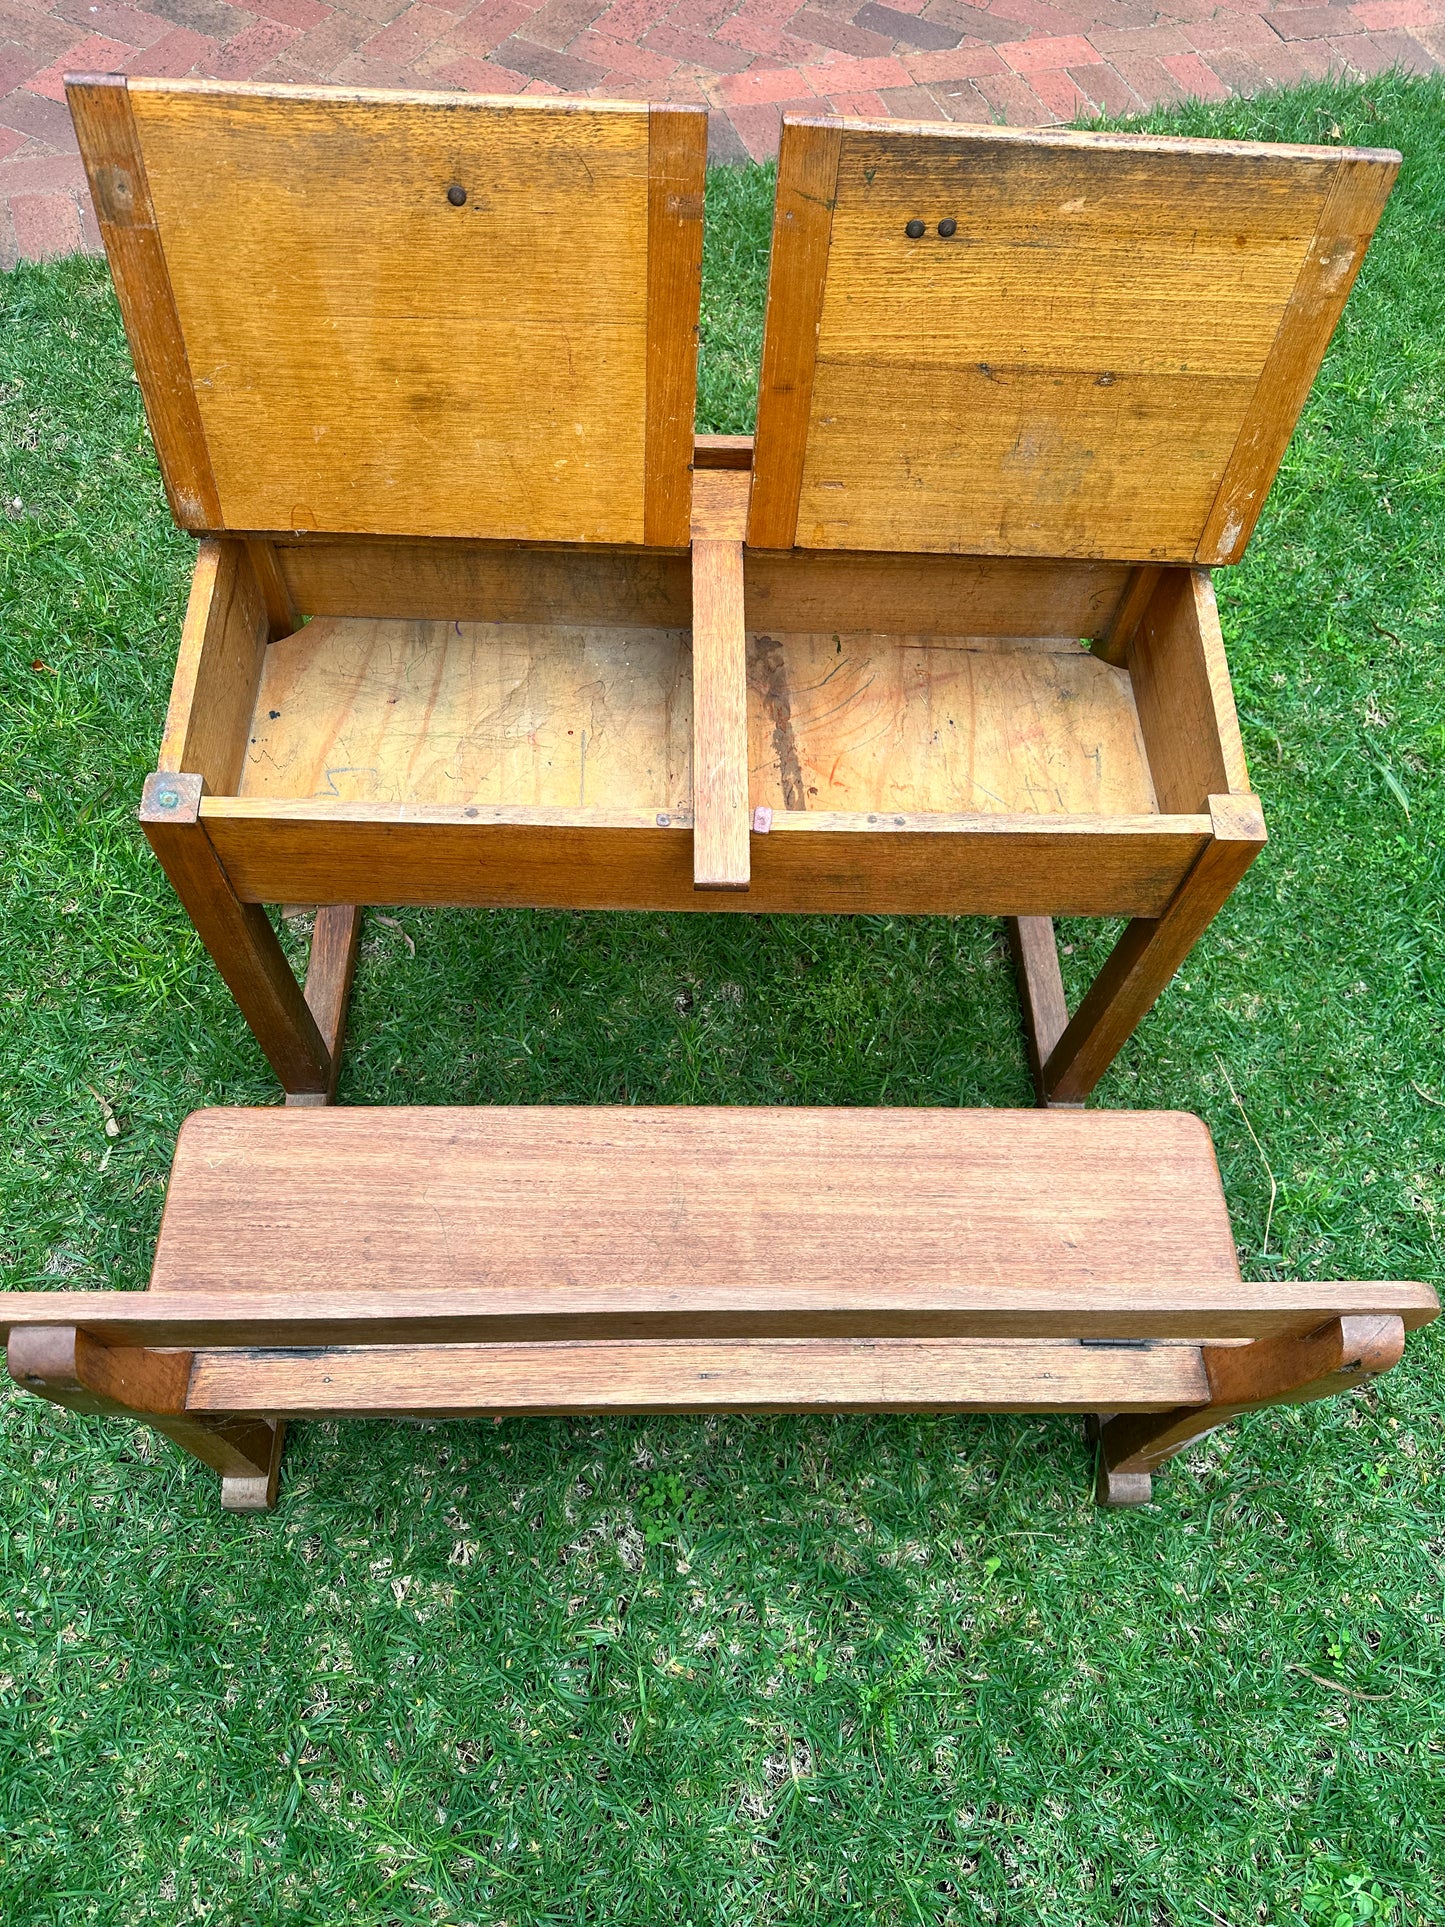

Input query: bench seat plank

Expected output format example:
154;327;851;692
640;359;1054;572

185;1338;1213;1416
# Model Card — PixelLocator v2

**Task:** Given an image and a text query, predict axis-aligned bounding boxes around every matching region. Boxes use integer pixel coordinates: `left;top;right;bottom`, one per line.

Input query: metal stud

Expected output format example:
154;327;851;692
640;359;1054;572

447;184;467;207
905;218;925;238
938;217;957;238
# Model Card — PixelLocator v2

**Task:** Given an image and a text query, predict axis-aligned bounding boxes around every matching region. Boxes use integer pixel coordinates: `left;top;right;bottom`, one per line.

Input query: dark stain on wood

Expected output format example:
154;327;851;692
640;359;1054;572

749;633;805;810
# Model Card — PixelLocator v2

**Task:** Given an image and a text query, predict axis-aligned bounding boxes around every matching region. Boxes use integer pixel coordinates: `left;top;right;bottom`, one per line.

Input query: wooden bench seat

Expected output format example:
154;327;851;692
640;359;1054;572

3;1107;1434;1513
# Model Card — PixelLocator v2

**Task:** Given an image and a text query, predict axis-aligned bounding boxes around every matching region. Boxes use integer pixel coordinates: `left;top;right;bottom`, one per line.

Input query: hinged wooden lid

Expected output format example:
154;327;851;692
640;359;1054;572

67;77;707;548
749;117;1398;564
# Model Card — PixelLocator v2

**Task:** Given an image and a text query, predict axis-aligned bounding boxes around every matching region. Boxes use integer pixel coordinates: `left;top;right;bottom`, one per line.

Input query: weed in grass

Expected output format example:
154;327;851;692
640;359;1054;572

2;73;1444;1927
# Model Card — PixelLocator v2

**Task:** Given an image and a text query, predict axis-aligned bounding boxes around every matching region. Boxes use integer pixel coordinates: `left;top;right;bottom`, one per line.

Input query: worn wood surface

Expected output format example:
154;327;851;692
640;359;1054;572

644;105;708;548
123;82;687;544
1007;915;1074;1107
748;119;843;549
158;539;269;794
65;75;223;529
244;538;301;641
285;904;363;1108
691;471;751;888
1042;793;1266;1103
747;631;1157;817
1128;570;1250;813
199;799;1210;916
239;618;692;813
185;1337;1213;1416
1197;153;1400;563
1096;565;1163;666
140;773;331;1092
752;119;1396;561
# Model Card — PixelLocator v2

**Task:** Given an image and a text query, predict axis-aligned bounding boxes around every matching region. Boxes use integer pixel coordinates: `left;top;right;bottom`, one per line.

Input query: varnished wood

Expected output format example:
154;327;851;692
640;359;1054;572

691;470;750;888
693;434;754;470
185;1337;1213;1417
1042;794;1266;1103
140;772;331;1093
747;119;842;549
1096;564;1163;667
753;118;1396;561
198;799;1212;917
1197;154;1400;563
244;538;301;641
1007;916;1075;1108
644;106;708;548
65;75;222;528
285;905;363;1108
747;631;1156;818
117;82;690;545
1096;1314;1407;1503
1128;570;1250;814
158;539;269;794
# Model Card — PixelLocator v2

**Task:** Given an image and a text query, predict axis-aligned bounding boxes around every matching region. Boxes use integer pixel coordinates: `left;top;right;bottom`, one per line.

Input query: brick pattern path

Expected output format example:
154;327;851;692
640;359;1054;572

2;0;1441;263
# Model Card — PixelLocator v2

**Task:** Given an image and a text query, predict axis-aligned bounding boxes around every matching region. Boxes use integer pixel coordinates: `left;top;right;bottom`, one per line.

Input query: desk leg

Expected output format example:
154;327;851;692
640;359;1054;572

286;906;363;1108
1038;795;1265;1106
141;772;331;1097
1006;916;1081;1109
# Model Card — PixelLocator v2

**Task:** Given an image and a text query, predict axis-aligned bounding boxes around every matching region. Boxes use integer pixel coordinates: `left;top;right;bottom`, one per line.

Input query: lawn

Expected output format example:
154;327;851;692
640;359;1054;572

1;72;1443;1927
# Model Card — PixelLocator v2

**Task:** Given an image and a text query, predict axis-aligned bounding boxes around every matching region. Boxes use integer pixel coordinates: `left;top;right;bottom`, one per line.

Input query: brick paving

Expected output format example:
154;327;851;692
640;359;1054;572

1;0;1441;263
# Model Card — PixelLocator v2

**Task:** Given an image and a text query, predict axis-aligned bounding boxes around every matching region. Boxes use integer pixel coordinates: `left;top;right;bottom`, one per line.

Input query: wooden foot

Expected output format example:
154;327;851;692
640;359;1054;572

7;1325;285;1506
1096;1315;1406;1499
286;906;363;1108
221;1420;286;1512
140;772;331;1097
1040;795;1266;1105
1096;1454;1153;1506
1006;916;1082;1108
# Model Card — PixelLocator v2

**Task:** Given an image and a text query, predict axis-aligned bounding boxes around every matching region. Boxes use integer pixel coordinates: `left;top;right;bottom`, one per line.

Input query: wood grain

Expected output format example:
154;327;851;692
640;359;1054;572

1197;152;1399;563
1007;916;1072;1106
140;772;331;1093
644;105;708;548
747;119;843;549
238;617;692;813
752;121;1391;560
1042;793;1266;1103
158;538;269;794
271;536;692;629
198;798;1211;916
65;75;222;528
1128;569;1250;813
244;538;301;640
747;630;1157;817
285;904;363;1108
185;1337;1214;1416
691;471;750;888
126;82;666;543
1096;564;1163;667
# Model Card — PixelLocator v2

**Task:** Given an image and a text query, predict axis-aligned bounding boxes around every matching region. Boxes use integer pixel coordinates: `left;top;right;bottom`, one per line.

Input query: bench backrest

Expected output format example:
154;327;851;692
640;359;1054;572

747;117;1397;564
68;78;707;548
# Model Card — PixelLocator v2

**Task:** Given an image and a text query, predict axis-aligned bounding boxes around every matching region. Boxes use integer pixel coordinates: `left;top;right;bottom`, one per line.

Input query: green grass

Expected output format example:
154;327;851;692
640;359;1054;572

2;73;1443;1927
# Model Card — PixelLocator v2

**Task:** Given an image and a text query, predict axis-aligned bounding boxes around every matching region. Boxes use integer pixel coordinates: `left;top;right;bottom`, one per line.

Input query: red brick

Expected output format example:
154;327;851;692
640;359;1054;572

569;25;676;71
1184;10;1283;51
1085;23;1192;57
1268;6;1359;35
921;75;993;116
1066;56;1139;109
798;49;910;84
206;19;304;74
1197;43;1270;89
726;92;815;156
714;57;816;97
998;31;1096;70
26;33;136;101
363;2;455;60
1350;0;1436;23
590;0;672;37
1027;63;1088;113
425;50;531;84
983;0;1098;35
855;1;962;48
125;26;220;74
258;9;367;73
50;0;178;47
1332;23;1439;65
519;72;562;87
788;7;893;56
11;188;81;258
494;30;608;80
244;0;334;26
902;40;1003;75
820;84;890;109
0;43;44;93
1159;46;1230;95
876;79;951;111
0;149;86;192
917;1;1016;43
640;20;754;66
0;124;25;159
449;0;539;55
707;105;749;159
523;0;607;49
0;87;78;149
722;20;833;56
1105;49;1187;100
973;65;1053;119
670;0;740;30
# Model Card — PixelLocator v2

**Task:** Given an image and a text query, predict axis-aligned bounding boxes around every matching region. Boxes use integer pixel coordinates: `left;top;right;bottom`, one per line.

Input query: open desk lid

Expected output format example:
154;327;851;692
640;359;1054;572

749;117;1398;565
66;77;707;549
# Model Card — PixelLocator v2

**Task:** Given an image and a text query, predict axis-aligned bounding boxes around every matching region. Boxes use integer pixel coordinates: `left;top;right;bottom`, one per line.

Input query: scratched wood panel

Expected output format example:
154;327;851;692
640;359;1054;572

238;616;692;811
127;82;657;543
747;632;1157;816
756;122;1395;561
